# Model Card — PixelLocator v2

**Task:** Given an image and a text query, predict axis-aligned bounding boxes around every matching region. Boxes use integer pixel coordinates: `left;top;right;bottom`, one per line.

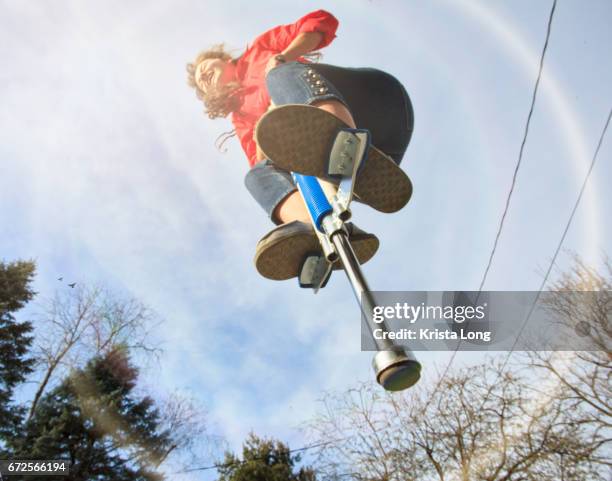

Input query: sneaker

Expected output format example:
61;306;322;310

254;220;379;280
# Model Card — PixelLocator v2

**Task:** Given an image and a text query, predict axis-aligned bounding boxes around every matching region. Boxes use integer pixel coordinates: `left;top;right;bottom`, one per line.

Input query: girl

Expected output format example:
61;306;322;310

187;10;414;281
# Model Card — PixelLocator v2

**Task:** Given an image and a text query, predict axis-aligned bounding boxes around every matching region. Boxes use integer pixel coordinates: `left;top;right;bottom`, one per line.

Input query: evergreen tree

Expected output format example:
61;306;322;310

9;345;172;481
0;260;36;454
216;433;317;481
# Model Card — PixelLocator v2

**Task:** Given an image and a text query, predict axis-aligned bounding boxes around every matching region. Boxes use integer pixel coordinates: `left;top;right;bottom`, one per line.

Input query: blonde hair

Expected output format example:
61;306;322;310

186;44;323;152
186;44;242;119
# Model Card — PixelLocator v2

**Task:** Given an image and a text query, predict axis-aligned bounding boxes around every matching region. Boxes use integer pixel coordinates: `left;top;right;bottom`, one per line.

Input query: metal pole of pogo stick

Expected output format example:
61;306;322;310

292;173;421;391
330;233;421;390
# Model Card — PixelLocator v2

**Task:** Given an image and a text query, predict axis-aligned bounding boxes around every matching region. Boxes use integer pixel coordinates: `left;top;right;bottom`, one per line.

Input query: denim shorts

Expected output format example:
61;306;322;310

244;61;415;224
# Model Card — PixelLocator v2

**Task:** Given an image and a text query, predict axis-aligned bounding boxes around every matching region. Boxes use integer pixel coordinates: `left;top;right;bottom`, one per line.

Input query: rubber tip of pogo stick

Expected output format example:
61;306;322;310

377;360;421;392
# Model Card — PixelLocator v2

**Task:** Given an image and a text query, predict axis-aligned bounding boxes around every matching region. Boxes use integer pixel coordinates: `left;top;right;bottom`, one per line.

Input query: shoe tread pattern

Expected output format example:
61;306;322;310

255;104;412;213
255;228;378;280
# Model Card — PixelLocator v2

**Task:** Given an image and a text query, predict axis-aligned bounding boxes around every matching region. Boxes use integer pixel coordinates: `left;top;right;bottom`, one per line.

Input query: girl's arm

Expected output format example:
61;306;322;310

265;31;324;74
280;31;324;61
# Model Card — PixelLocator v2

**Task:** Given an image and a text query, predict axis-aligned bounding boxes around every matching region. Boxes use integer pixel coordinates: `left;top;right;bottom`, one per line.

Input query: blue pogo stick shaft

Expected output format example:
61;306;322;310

292;173;332;231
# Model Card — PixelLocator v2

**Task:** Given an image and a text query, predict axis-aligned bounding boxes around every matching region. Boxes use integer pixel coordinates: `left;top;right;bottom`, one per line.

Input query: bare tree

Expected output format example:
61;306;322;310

304;254;611;480
306;359;607;480
28;284;163;420
153;390;225;470
526;254;611;473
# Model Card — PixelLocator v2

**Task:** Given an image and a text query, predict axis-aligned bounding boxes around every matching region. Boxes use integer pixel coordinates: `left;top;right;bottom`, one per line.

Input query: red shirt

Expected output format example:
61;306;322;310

230;10;339;167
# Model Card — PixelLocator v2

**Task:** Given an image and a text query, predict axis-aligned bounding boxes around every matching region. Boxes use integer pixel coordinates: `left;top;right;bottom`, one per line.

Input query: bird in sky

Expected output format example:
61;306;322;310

68;283;76;288
58;277;63;281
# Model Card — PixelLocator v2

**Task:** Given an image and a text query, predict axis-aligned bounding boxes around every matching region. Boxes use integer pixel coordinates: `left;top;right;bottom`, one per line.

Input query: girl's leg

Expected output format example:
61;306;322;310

247;158;380;281
270;96;356;224
306;64;414;165
264;98;353;224
266;61;414;168
273;191;309;224
311;99;356;129
271;98;355;224
245;159;339;225
260;94;356;224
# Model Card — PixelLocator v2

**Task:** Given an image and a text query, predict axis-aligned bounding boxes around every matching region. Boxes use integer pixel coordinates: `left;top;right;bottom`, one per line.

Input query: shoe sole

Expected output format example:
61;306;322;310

255;104;413;213
255;225;379;281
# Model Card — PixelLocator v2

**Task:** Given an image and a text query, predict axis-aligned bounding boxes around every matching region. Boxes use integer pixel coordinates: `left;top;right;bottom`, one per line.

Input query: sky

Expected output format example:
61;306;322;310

1;0;611;479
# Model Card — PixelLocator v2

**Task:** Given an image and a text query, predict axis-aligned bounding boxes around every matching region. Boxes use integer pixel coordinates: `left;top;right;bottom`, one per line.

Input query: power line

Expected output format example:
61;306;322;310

465;103;612;417
328;105;612;476
430;0;558;403
496;105;611;372
478;0;558;293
